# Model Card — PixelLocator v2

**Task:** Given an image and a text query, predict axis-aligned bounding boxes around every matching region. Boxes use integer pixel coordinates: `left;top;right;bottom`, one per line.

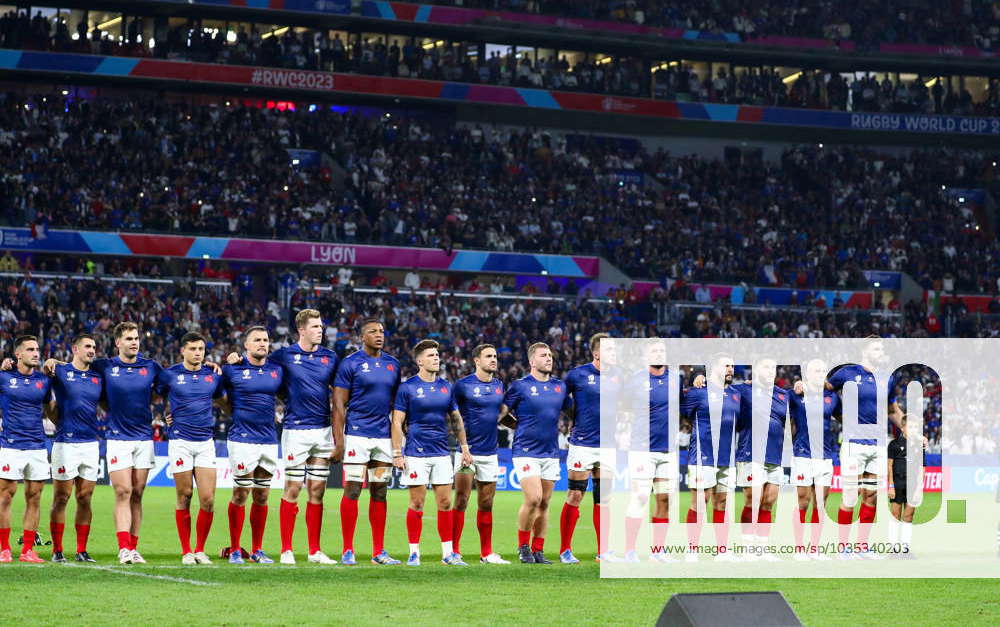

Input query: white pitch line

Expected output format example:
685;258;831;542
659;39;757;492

66;563;220;586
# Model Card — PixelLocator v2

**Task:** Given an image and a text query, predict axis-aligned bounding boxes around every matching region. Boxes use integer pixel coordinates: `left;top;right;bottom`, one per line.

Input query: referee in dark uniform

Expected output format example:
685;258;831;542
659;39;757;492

887;415;924;559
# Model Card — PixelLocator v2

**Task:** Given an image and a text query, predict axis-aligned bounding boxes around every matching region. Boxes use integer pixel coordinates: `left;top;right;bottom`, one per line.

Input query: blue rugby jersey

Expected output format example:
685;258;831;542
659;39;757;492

394;375;457;458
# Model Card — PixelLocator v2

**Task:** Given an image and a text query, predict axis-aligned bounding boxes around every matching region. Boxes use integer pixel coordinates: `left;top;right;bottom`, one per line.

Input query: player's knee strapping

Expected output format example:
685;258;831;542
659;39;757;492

343;464;366;483
626;492;649;519
285;464;306;481
305;465;330;480
366;466;391;483
568;478;589;494
841;475;860;507
651;481;672;495
252;477;272;489
233;476;254;488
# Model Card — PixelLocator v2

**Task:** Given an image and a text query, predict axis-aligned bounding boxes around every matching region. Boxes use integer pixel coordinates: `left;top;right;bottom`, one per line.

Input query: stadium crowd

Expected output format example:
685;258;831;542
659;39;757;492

425;0;1000;51
3;267;1000;451
2;10;1000;117
2;95;999;294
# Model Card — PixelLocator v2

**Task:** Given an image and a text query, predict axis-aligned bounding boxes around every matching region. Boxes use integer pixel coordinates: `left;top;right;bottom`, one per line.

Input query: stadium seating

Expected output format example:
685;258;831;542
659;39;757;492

1;94;998;292
420;0;1000;51
2;11;999;117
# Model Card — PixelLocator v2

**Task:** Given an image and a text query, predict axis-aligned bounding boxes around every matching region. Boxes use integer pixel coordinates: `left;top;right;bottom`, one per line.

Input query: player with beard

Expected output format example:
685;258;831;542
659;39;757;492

559;333;618;564
681;354;741;562
47;335;103;563
500;343;571;565
0;336;52;563
451;344;509;564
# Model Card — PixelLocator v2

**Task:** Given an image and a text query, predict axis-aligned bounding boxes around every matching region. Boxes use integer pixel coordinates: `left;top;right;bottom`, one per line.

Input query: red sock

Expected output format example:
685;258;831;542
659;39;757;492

652;517;669;548
857;504;876;544
406;508;423;544
370;500;387;556
305;502;323;555
712;509;728;551
740;504;753;538
811;506;821;523
477;511;493;557
810;506;823;547
195;510;213;553
50;522;65;553
437;510;453;543
228;502;245;552
452;510;465;554
130;534;139;551
559;503;580;553
249;504;267;553
531;536;544;553
595;504;608;555
686;508;701;549
175;510;192;554
517;529;530;547
339;496;357;553
75;524;90;553
624;516;642;553
838;507;853;544
22;530;36;553
793;508;806;548
116;530;131;551
280;499;299;553
0;527;9;551
756;509;772;540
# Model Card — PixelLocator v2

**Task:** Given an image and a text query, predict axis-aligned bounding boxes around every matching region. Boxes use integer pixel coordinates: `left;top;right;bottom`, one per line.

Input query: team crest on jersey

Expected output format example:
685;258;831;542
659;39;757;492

294;354;302;363
243;369;251;379
473;386;481;396
111;366;120;376
8;378;16;387
177;374;186;384
139;368;148;376
825;397;832;404
361;362;369;372
854;375;862;382
67;371;74;380
417;387;425;398
530;386;538;396
321;357;329;364
588;374;596;385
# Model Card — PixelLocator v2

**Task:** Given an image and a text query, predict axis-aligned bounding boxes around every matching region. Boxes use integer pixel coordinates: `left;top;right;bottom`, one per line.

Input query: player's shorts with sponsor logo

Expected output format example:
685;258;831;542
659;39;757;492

51;441;100;482
840;442;886;476
513;456;560;482
566;444;615;474
791;456;834;487
282;427;335;467
169;438;216;470
629;451;678;485
106;439;155;472
687;464;733;490
454;453;499;483
228;441;279;476
0;446;50;481
735;461;785;487
342;433;392;465
403;455;454;486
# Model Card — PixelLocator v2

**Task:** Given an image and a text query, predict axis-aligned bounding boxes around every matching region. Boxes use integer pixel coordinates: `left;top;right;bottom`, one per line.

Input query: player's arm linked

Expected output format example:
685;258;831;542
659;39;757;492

498;404;516;429
390;409;407;470
448;410;473;467
330;387;349;462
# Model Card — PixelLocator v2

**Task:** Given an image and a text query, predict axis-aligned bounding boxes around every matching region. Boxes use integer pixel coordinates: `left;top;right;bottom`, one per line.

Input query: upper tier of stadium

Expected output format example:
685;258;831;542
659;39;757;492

3;8;999;120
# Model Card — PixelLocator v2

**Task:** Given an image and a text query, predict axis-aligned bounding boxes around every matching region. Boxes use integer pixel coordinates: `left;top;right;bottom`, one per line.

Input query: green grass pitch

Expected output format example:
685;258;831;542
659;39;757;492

3;486;998;626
